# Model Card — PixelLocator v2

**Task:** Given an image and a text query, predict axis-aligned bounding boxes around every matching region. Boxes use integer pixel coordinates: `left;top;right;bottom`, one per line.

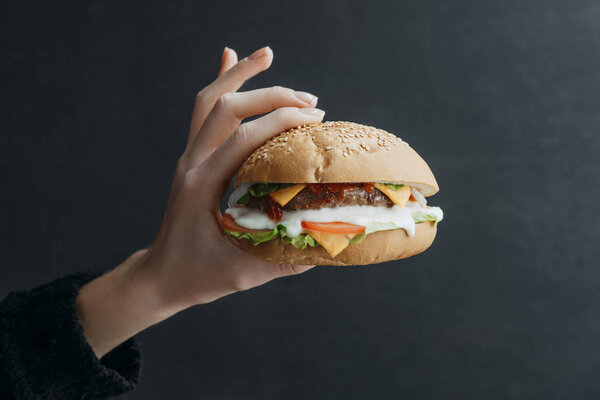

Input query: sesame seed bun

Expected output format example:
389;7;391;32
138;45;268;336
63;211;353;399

234;221;437;266
235;121;439;196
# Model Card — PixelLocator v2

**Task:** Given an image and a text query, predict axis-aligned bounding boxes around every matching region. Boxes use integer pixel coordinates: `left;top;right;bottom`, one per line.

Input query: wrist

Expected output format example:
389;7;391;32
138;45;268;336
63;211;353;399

119;249;187;321
77;249;182;358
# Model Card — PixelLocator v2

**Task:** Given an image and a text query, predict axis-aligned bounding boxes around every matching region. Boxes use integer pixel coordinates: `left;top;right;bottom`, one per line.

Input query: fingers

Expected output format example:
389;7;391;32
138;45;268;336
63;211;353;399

188;46;273;145
218;47;238;77
188;86;318;163
203;107;325;188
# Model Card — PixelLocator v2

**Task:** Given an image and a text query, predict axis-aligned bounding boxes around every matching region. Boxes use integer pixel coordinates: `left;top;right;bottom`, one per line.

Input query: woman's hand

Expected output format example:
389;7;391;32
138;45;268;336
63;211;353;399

143;45;324;308
77;46;325;358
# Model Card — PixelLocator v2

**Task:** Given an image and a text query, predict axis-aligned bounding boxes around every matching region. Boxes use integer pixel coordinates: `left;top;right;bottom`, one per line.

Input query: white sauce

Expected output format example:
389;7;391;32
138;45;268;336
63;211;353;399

225;201;443;238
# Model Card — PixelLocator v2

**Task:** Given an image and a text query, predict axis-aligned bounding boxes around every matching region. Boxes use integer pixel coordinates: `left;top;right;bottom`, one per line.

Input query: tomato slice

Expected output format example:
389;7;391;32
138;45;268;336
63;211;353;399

221;213;270;234
301;221;365;234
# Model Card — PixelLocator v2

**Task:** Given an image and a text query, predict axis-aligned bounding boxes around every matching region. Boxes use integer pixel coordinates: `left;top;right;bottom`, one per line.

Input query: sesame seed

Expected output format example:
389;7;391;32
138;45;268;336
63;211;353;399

325;145;333;150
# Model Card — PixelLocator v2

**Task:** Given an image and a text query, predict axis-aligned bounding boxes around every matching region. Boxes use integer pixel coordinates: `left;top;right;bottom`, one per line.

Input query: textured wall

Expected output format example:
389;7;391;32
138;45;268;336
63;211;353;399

1;0;599;398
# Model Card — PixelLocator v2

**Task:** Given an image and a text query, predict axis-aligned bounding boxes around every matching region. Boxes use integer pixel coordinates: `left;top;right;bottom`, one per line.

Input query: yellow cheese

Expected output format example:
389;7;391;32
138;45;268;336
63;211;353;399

270;184;307;206
374;183;411;208
305;229;350;258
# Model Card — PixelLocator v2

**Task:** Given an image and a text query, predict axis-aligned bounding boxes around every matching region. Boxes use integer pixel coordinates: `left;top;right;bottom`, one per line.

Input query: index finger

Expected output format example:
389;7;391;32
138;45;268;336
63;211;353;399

188;46;273;145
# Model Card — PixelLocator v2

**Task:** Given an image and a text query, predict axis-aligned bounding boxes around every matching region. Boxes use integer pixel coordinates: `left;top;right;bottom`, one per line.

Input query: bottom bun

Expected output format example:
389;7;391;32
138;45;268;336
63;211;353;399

237;222;437;266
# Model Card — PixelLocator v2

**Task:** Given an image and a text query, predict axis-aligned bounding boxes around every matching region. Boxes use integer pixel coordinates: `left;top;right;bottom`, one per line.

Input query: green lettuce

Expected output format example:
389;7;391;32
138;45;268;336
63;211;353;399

225;224;318;250
349;233;366;244
237;183;295;205
383;183;405;191
365;221;401;235
225;228;279;245
281;233;318;249
411;211;440;225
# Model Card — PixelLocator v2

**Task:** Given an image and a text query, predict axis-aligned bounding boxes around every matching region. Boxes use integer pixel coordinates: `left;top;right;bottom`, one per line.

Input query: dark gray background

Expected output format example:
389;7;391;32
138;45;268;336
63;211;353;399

2;0;599;399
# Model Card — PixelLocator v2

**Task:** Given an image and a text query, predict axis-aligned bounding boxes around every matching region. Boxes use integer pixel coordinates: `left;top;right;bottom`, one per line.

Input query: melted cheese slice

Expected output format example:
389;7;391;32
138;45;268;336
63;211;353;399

374;183;411;208
270;184;307;206
304;230;353;258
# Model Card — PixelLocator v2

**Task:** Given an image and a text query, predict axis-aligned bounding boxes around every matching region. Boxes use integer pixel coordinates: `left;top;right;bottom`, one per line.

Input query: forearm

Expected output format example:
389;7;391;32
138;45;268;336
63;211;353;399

76;45;320;361
76;250;180;358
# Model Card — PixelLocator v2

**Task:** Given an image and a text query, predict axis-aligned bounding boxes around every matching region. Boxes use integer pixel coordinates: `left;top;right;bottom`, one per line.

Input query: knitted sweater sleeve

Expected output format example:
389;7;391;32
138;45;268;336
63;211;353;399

0;273;142;399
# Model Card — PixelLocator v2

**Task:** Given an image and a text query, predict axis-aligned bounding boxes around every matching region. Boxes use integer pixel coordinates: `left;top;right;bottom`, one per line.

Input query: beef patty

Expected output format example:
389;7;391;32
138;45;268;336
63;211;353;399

246;183;394;220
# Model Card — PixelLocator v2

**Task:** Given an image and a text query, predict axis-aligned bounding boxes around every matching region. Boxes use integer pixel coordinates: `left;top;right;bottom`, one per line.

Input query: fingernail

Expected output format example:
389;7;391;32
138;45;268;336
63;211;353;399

294;91;318;104
248;46;270;60
299;108;325;117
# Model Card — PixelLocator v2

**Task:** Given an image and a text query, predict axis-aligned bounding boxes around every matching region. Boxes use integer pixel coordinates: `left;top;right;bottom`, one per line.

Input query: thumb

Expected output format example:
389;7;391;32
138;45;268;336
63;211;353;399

278;263;317;276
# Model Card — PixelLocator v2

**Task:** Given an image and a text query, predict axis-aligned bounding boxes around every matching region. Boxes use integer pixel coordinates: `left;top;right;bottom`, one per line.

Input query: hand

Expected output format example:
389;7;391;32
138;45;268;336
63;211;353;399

142;46;325;307
77;46;325;357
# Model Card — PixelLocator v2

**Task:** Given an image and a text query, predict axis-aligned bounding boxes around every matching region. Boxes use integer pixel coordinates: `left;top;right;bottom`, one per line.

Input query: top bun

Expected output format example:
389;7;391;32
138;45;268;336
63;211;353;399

235;121;439;196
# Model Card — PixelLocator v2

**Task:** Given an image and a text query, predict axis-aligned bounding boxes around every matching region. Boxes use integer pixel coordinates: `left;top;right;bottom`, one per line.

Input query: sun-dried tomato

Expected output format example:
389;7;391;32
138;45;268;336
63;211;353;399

307;183;323;194
266;197;283;222
362;182;375;193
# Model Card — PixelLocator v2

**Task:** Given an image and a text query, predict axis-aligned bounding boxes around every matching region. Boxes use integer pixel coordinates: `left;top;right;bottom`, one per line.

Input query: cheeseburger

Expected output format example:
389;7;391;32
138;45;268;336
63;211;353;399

222;121;443;266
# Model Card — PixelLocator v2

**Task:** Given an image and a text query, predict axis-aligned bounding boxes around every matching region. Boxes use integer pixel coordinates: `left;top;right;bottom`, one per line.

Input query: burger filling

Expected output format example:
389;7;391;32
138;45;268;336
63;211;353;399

245;183;395;221
223;182;443;258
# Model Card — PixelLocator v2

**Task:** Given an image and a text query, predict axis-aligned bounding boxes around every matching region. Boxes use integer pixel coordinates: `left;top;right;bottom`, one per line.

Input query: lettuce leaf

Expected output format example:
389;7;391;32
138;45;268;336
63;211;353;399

281;233;318;249
237;193;250;206
224;224;318;250
383;183;405;191
225;228;280;245
349;233;366;244
411;211;440;225
249;183;295;197
365;221;401;235
237;183;296;205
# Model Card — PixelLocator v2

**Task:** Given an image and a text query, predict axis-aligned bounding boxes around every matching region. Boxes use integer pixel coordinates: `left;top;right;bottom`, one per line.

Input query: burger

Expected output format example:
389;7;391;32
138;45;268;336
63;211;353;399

222;121;443;266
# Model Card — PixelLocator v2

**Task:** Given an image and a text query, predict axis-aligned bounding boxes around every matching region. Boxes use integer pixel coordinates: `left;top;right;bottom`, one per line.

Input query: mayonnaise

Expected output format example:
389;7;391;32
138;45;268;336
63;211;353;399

225;201;443;238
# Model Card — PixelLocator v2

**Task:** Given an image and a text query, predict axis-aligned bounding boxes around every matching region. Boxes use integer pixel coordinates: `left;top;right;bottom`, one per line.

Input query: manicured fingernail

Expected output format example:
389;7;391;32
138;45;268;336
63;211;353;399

299;108;325;117
248;46;270;60
294;91;318;104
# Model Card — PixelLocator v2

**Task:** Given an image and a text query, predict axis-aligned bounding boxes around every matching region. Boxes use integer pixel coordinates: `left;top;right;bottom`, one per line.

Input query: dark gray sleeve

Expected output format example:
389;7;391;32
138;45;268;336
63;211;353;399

0;273;142;399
